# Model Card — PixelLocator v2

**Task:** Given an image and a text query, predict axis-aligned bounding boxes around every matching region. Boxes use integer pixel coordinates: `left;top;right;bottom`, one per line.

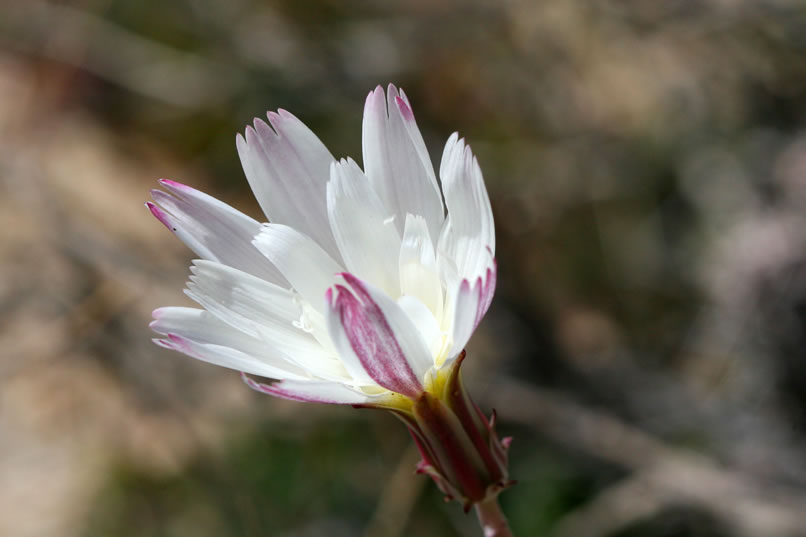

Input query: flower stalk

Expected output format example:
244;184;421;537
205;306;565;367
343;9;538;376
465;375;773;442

475;496;514;537
388;351;514;514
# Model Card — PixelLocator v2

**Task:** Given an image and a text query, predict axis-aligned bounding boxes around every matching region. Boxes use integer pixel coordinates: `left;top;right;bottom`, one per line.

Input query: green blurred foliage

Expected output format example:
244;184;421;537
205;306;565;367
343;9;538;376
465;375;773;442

84;419;385;536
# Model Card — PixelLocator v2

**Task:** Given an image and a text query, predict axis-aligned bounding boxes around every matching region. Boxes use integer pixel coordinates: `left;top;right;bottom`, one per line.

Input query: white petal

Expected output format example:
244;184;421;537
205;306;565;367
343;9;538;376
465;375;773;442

397;88;440;199
242;375;380;405
362;84;444;242
252;224;343;315
236;110;341;262
188;260;299;324
399;214;443;322
446;280;479;361
327;158;401;296
444;260;497;361
437;131;498;362
151;307;309;380
185;260;344;378
438;133;495;283
397;295;444;361
147;180;284;284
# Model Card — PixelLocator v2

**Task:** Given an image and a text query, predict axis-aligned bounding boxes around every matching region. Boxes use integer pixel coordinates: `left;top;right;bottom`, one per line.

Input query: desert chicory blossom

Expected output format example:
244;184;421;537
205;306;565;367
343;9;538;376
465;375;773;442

147;85;512;515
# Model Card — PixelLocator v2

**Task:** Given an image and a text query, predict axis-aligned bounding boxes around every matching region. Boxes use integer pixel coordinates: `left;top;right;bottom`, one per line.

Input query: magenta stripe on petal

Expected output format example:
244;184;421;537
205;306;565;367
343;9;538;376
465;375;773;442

334;273;424;398
475;260;497;329
462;257;497;332
464;278;485;330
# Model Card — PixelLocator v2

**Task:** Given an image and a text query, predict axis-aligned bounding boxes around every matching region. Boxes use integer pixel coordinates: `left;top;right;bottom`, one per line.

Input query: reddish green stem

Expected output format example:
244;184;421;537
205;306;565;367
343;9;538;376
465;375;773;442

474;496;513;537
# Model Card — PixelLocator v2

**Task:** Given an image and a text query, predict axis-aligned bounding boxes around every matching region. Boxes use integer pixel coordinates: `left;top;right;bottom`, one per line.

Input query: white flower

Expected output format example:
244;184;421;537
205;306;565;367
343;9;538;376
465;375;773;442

148;84;496;406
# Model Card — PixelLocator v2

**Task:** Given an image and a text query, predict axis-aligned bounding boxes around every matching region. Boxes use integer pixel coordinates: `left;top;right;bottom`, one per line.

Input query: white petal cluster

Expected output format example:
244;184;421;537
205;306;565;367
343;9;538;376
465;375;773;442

149;85;496;404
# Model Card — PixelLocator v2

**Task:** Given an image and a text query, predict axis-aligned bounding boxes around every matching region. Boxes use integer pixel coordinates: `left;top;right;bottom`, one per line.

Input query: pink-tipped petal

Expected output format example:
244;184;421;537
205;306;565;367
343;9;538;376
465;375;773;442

145;201;175;231
148;181;284;284
158;178;190;190
362;84;444;242
437;133;495;284
236;110;342;263
447;259;496;359
395;95;414;121
476;260;497;328
150;307;309;380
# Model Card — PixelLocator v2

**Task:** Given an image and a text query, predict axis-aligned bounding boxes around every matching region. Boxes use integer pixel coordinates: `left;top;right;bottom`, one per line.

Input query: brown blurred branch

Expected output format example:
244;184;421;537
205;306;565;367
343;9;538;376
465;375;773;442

0;0;244;107
487;378;806;537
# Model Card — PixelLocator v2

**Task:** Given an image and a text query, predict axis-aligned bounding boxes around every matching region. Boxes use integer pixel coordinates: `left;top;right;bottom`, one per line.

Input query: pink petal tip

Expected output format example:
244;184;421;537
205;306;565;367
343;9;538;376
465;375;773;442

395;95;414;121
145;202;175;231
158;178;189;190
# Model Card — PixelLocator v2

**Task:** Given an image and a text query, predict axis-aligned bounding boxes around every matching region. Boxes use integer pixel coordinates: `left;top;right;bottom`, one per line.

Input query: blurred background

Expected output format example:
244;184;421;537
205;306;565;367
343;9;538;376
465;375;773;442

2;0;806;536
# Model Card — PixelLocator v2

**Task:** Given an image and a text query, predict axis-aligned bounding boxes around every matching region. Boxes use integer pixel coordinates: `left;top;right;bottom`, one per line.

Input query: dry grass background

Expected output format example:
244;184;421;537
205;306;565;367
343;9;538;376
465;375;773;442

2;1;806;536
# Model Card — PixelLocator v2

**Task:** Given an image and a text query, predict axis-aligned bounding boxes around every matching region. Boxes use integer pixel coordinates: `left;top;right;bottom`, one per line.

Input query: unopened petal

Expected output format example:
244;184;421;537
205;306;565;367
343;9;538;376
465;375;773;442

327;274;432;396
